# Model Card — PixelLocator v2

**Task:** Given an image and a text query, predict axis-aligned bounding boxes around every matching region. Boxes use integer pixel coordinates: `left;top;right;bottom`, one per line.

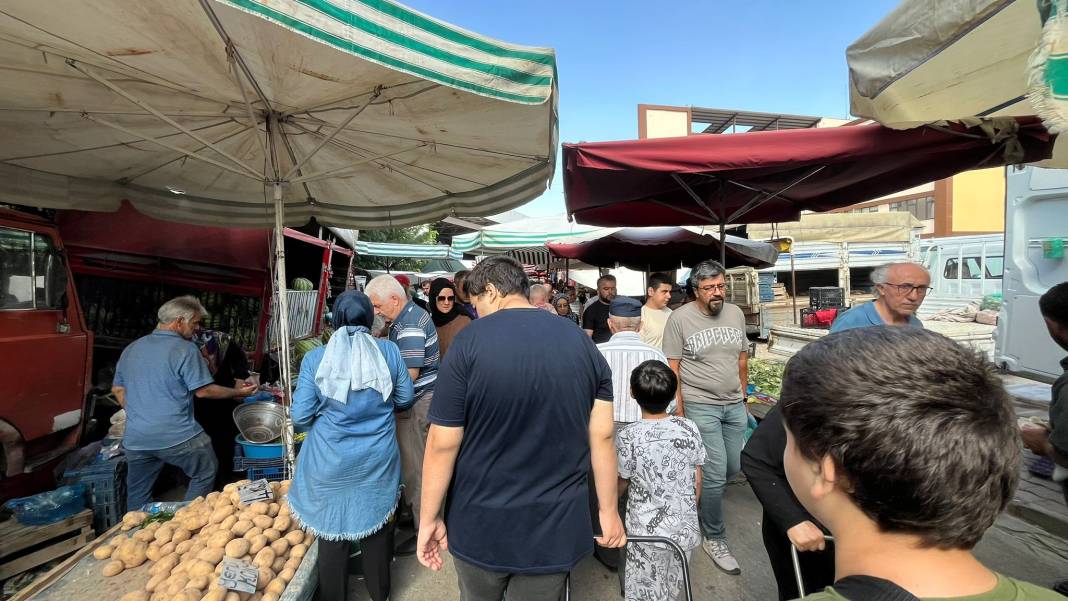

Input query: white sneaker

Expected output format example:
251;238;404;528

703;539;741;575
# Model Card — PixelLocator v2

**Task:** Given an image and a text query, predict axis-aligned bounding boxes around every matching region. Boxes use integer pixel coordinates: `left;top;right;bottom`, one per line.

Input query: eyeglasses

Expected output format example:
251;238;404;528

881;283;933;296
436;295;455;302
698;284;727;293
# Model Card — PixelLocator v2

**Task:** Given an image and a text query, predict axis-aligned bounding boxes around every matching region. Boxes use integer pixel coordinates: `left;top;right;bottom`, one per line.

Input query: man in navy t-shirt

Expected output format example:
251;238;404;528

417;256;626;600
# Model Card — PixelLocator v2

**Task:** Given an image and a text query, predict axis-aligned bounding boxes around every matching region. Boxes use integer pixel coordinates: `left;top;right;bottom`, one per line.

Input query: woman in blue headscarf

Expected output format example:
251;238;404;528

289;290;414;601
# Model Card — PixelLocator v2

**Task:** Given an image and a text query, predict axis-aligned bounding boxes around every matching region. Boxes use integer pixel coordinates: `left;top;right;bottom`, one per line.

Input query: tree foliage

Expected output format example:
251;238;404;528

353;226;438;272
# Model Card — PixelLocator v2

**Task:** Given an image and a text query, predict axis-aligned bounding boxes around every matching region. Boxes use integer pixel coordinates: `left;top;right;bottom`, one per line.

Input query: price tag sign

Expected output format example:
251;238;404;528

238;479;274;505
218;558;258;594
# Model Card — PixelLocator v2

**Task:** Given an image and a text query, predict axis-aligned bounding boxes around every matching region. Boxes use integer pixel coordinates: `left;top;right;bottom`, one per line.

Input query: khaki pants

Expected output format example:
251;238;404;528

396;391;432;528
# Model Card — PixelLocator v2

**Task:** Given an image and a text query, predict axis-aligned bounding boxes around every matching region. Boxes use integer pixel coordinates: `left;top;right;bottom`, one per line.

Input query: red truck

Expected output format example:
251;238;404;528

0;204;352;500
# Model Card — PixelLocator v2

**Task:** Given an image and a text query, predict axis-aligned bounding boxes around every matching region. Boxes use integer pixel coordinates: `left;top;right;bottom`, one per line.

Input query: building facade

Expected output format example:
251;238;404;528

637;104;1007;237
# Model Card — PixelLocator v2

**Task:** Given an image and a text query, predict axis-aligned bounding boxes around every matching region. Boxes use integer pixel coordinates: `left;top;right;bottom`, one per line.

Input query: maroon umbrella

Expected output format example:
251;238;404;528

547;227;779;271
563;120;1054;229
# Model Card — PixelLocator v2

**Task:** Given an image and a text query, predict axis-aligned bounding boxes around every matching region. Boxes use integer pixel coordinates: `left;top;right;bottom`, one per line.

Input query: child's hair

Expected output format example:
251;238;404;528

779;327;1019;550
630;360;678;414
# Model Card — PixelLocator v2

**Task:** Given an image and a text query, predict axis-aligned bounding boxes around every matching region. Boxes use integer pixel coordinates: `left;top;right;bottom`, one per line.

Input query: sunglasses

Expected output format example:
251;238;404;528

436;295;455;302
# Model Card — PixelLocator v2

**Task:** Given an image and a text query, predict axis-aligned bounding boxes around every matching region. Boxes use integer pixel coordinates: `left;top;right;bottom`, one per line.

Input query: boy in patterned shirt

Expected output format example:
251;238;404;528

617;361;706;601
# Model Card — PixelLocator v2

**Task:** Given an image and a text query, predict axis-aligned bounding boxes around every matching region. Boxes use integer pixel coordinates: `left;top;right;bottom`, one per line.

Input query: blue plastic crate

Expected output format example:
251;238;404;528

234;445;288;482
758;273;777;285
61;456;126;534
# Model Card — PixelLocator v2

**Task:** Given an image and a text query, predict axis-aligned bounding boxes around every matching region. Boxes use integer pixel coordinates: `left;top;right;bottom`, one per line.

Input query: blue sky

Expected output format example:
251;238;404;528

401;0;901;217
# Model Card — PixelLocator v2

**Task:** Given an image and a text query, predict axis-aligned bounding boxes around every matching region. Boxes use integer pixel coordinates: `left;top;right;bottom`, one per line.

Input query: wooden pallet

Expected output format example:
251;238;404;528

0;510;95;581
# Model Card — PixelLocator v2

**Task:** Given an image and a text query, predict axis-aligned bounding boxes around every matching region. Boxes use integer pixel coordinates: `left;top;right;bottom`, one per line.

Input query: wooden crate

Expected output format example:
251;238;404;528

0;510;94;581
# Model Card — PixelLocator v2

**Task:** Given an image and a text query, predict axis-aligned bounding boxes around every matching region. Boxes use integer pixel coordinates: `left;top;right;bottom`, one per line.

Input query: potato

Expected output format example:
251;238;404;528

252;515;274;530
185;543;207;561
151;554;181;576
229;491;242;505
165;575;192;595
266;503;279;518
302;532;314;546
260;594;278;601
277;505;291;518
262;529;281;544
174;590;200;601
237;511;256;523
230;520;254;536
243;527;263;541
197;547;225;564
187;575;210;591
146;522;163;532
265;579;286;596
134;529;157;543
283;557;301;571
210;506;235;524
256;567;275;591
283;531;304;546
120;592;150;601
182;515;209;532
121;523;136;532
160;541;177;556
145;573;168;592
289;544;307;560
214;561;227;576
93;545;114;560
175;540;196;555
102;560;125;577
277;568;296;583
248;535;269;555
224;592;241;601
172;528;193;544
268;515;290;532
122;541;149;568
248;502;268;516
248;594;263;601
225;538;250;559
155;525;176;543
252;548;276;569
201;589;227;601
219;515;239;532
207;530;233;549
146;544;163;562
206;491;223;503
270;557;286;573
189;559;215;578
269;539;289;556
123;510;149;524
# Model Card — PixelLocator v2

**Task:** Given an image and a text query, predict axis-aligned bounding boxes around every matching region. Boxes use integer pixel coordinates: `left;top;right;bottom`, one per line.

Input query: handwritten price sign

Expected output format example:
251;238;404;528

218;558;258;593
237;479;274;505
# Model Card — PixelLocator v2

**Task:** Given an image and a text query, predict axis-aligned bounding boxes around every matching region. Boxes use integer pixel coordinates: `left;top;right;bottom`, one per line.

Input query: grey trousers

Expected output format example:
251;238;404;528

396;391;432;527
454;557;568;601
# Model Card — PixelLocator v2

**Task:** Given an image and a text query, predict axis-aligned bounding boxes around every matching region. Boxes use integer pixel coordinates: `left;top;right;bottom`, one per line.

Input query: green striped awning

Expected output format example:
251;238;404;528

354;240;462;260
451;215;600;253
218;0;556;104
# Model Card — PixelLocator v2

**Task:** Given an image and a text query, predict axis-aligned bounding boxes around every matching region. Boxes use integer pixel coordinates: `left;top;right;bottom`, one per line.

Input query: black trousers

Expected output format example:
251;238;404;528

761;513;835;601
317;523;395;601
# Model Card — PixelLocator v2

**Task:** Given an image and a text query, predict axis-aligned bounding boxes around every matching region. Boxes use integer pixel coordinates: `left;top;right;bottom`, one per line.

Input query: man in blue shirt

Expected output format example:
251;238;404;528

417;256;625;601
113;296;256;510
366;275;440;529
831;263;930;332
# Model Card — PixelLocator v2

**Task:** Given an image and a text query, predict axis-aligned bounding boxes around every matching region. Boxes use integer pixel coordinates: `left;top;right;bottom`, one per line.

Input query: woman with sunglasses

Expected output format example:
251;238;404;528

428;277;472;358
553;293;580;325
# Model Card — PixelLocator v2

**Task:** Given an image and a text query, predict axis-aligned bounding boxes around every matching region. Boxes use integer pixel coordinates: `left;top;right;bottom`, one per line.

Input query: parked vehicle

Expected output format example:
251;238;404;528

918;234;1003;319
996;166;1068;383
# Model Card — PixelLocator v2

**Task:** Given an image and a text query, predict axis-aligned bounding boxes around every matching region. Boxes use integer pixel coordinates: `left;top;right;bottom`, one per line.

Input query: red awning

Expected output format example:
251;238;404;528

547;227;779;271
562;120;1055;226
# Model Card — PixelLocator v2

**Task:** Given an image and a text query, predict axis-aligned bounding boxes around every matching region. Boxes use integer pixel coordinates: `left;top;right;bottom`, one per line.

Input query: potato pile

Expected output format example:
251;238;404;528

92;480;313;601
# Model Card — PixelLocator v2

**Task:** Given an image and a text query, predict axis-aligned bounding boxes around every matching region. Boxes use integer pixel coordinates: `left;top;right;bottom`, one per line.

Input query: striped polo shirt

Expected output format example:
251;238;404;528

389;301;440;400
596;331;670;424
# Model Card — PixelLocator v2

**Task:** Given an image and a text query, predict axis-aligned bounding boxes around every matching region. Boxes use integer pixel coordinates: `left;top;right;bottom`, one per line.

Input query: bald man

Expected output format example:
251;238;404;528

830;262;931;332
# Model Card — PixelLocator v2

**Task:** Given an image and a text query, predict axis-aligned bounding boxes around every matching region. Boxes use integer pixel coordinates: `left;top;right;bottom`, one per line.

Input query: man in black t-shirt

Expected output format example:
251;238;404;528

417;256;625;601
582;274;616;343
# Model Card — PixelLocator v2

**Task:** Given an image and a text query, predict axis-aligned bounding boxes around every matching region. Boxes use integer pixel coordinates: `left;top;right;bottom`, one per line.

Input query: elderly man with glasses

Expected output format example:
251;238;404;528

830;262;931;332
663;260;750;575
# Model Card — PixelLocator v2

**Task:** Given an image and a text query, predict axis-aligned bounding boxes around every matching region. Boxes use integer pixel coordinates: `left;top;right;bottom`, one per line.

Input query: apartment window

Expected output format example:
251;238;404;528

889;196;935;221
849;205;878;214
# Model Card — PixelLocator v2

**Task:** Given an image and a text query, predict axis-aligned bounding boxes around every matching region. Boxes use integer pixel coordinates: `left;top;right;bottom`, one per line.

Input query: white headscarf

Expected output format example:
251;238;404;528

314;326;393;404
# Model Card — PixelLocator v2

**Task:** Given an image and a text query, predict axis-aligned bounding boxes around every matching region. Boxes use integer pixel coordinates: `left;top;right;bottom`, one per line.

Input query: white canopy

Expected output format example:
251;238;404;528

0;0;558;228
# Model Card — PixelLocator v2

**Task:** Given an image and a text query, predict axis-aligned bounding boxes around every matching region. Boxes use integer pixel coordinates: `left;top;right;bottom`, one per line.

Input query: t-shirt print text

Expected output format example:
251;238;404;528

684;327;745;359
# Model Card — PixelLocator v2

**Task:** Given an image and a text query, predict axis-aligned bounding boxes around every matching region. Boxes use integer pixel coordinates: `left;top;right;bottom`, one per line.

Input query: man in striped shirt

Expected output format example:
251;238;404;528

367;275;440;530
594;296;669;575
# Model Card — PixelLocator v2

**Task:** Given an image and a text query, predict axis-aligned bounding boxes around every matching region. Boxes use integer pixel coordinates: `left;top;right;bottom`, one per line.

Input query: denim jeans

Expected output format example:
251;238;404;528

125;431;218;510
686;401;747;541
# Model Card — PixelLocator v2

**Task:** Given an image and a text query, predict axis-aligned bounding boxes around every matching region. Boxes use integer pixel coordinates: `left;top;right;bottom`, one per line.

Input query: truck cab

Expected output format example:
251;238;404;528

0;208;92;483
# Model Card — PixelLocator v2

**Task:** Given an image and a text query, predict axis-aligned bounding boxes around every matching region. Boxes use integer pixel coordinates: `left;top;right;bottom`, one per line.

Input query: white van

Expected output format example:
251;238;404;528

996;166;1068;383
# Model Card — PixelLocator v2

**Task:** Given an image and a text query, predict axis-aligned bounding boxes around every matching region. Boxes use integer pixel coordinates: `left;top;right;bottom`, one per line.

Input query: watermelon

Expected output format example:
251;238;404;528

291;277;314;291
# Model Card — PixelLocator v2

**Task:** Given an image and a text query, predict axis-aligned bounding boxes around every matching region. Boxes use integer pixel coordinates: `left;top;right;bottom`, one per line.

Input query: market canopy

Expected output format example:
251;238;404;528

451;214;597;254
847;0;1068;165
0;0;558;228
562;120;1054;227
547;227;779;271
352;240;461;260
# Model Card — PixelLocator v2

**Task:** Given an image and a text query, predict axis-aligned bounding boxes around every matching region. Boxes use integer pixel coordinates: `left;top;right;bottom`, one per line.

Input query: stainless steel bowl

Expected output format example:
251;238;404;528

233;402;285;444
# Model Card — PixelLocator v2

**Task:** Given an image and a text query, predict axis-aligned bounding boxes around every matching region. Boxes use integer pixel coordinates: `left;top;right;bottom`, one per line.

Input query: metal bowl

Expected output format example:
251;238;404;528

233;402;285;444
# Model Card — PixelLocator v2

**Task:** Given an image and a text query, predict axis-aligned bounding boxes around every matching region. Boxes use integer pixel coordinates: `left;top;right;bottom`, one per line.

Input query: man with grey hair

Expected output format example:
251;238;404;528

830;262;931;332
366;275;439;530
663;260;749;574
113;295;257;510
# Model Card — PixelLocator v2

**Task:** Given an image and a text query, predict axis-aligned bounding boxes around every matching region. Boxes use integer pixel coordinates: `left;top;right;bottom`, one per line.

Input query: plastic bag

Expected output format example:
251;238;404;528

5;484;87;525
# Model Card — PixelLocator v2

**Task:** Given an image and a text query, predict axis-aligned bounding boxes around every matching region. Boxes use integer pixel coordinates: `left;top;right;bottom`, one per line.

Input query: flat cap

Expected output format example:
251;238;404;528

609;296;642;317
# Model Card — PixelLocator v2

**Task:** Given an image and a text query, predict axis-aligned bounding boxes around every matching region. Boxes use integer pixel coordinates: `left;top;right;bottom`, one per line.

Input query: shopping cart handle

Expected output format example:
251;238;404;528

790;534;834;597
